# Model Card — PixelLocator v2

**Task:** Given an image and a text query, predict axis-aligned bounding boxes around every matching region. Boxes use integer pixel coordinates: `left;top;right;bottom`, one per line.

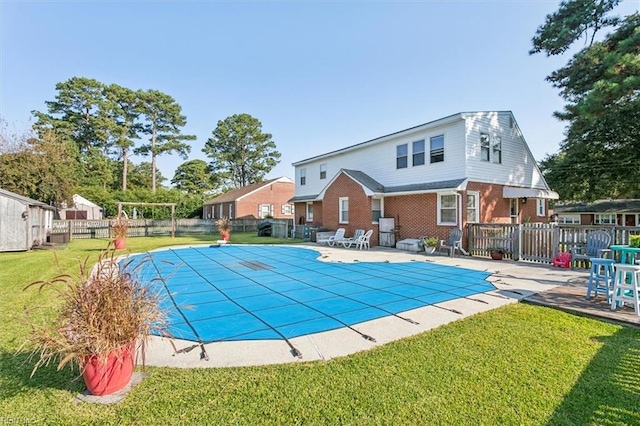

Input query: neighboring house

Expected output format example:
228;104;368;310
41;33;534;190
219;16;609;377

57;194;104;220
0;187;56;252
553;199;640;226
290;111;558;247
203;177;295;220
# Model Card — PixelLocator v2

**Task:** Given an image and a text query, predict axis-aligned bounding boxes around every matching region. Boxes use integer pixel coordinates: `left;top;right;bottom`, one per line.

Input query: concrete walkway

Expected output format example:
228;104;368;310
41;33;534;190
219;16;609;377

141;243;588;369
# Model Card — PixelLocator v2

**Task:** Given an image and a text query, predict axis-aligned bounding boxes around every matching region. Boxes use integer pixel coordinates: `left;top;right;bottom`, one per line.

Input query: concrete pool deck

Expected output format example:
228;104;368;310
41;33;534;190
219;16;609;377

140;243;588;369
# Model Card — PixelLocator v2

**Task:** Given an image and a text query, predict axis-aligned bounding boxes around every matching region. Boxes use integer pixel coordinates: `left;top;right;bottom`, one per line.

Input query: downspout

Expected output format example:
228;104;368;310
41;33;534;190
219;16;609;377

457;192;462;233
457;192;469;255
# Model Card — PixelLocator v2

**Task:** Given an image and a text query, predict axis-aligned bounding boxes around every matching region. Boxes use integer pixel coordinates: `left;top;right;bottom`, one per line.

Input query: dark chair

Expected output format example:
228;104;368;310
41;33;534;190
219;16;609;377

438;228;463;257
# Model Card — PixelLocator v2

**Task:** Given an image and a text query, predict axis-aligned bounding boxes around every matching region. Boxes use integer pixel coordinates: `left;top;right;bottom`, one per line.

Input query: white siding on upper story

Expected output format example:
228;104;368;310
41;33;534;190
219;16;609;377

294;116;467;197
464;112;548;189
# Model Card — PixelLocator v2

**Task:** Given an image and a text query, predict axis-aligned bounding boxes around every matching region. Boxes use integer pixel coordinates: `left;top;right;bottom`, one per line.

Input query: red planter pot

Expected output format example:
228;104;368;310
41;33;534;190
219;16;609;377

220;232;230;242
114;238;126;250
490;252;504;260
82;343;135;396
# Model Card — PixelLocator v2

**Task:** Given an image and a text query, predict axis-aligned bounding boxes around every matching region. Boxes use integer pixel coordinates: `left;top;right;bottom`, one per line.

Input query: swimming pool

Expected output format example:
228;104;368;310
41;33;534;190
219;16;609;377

127;245;494;348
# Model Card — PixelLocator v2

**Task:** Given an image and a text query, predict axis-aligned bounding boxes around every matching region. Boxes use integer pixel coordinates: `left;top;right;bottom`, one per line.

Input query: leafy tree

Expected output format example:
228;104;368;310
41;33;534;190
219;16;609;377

172;159;218;195
135;90;195;193
203;113;281;188
32;77;113;154
530;0;620;56
531;3;640;201
0;129;79;204
80;147;118;190
127;161;166;190
31;77;146;193
105;84;142;191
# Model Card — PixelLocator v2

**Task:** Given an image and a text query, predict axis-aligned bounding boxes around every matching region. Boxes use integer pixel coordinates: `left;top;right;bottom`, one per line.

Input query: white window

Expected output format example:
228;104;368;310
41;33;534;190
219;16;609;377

281;203;294;215
558;215;581;224
339;197;349;224
320;163;327;179
492;135;502;164
412;140;425;166
300;168;306;186
430;135;444;163
536;199;545;217
480;133;490;162
372;198;383;223
306;202;313;222
466;191;479;223
396;144;408;169
218;204;223;219
595;214;616;225
438;193;457;225
229;203;234;219
258;204;273;218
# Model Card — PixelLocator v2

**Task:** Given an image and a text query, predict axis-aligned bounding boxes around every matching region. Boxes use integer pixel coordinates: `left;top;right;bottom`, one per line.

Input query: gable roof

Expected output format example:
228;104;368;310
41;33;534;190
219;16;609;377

0;187;56;210
73;194;102;209
314;169;468;200
292;112;466;166
204;177;293;205
289;194;320;203
292;111;525;167
342;169;385;193
554;199;640;214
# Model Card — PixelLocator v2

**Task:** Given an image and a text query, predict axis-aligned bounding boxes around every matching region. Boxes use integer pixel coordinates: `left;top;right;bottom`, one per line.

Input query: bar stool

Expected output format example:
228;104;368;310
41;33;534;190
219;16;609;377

587;258;615;302
611;263;640;315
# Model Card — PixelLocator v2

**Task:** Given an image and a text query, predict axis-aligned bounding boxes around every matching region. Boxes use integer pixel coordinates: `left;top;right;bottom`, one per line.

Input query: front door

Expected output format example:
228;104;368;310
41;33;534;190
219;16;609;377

625;214;637;227
510;199;519;224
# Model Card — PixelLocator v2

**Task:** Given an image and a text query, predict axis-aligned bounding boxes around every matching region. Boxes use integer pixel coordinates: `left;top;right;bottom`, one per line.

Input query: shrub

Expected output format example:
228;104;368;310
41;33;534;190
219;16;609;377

422;236;439;248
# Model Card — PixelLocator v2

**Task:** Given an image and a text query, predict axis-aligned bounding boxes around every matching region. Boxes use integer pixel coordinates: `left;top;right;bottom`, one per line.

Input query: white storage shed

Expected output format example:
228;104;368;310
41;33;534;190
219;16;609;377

0;188;56;251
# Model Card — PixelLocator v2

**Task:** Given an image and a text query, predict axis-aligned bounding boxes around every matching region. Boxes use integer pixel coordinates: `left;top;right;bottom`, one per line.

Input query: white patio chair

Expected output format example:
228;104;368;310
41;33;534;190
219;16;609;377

354;229;373;250
338;229;365;248
327;228;347;247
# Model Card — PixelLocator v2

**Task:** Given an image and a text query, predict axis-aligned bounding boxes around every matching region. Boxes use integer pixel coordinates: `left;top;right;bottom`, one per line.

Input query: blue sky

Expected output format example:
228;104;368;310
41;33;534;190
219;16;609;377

2;0;639;184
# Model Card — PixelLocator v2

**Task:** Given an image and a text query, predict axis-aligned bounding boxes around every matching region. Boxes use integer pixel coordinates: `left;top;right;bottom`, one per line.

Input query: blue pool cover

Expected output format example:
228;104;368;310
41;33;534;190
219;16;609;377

126;245;493;344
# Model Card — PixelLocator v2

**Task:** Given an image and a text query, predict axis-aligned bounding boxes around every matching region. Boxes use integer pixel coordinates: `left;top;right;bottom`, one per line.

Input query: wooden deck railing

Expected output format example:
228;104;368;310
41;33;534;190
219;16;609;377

468;223;640;264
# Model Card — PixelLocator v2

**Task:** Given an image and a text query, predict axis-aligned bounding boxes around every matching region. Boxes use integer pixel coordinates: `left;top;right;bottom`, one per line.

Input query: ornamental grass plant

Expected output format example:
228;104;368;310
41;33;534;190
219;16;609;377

21;250;167;376
215;216;232;240
111;217;129;239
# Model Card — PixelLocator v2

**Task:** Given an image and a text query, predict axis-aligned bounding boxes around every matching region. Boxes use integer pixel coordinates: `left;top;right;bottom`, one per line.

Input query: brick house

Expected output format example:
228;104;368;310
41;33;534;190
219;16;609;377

553;199;640;227
290;111;558;247
203;177;295;220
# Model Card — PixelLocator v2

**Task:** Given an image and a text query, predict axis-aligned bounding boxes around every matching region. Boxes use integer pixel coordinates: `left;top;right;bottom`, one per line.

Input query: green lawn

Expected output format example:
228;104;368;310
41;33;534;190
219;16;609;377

1;237;639;425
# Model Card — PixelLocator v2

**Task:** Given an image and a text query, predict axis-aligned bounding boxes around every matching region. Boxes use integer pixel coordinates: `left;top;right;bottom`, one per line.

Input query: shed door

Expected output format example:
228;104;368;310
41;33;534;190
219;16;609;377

66;210;88;220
